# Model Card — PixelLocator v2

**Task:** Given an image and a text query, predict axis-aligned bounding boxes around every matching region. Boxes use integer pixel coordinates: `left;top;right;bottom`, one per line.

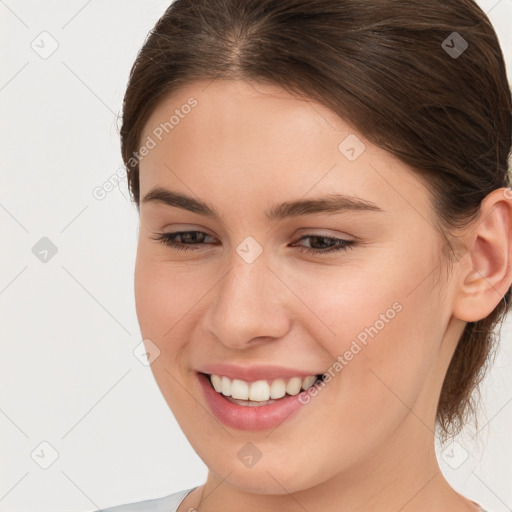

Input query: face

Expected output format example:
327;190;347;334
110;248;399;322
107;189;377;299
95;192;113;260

134;79;462;494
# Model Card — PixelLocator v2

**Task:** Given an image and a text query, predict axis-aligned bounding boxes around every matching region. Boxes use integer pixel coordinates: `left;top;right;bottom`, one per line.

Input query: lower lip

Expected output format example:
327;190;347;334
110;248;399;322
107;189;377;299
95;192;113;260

197;372;317;431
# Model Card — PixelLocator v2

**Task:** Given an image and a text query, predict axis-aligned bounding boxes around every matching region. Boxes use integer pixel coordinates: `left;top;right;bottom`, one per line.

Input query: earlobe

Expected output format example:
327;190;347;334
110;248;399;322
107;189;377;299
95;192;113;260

452;187;512;323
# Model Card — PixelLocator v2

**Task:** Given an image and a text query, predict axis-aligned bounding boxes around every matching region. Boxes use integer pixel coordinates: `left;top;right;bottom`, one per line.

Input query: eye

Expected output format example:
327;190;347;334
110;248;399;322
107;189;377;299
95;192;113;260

151;231;217;251
292;234;356;254
151;231;356;255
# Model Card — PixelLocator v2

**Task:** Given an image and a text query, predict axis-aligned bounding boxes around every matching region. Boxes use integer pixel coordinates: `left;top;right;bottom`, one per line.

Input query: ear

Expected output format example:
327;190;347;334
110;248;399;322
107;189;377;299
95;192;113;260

452;187;512;323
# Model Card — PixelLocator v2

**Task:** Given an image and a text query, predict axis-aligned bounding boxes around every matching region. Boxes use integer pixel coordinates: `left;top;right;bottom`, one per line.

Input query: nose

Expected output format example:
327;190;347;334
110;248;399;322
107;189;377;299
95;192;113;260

204;245;292;350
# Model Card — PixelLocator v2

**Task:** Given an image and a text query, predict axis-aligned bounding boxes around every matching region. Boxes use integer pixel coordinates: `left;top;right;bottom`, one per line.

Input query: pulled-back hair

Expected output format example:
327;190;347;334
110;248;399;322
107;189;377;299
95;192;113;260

120;0;512;439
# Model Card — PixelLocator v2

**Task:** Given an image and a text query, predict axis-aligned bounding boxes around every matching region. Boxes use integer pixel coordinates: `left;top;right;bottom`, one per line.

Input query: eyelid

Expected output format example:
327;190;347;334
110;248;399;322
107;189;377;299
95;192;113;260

295;228;356;240
152;224;218;242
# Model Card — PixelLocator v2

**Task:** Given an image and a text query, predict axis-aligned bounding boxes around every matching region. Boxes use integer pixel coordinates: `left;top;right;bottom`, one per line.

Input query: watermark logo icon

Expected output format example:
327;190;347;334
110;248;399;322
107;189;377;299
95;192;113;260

442;32;468;59
441;440;469;469
133;338;161;366
338;134;366;161
236;236;263;264
32;237;58;263
31;31;59;59
31;441;59;469
237;442;262;468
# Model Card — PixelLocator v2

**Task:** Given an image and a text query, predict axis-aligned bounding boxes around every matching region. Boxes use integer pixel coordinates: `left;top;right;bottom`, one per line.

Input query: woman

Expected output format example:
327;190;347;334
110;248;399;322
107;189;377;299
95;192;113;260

94;0;512;510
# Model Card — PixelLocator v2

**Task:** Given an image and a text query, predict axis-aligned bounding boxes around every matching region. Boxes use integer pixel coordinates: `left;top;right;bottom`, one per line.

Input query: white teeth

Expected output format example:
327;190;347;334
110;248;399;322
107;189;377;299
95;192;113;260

221;376;231;396
231;379;249;399
208;373;320;402
302;375;317;389
270;378;286;399
285;377;302;395
249;380;270;401
210;374;222;393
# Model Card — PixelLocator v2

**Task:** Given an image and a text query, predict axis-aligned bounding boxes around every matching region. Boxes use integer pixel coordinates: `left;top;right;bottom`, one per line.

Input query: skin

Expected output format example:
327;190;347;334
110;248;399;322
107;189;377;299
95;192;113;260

134;79;512;512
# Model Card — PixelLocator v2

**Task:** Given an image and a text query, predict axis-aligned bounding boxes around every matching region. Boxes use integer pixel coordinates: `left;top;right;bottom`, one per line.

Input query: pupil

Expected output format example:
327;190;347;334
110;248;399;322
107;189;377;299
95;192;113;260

311;236;332;249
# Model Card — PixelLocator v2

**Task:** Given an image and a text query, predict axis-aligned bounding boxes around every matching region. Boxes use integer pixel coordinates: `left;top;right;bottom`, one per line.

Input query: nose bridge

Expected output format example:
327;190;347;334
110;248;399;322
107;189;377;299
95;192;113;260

207;239;291;348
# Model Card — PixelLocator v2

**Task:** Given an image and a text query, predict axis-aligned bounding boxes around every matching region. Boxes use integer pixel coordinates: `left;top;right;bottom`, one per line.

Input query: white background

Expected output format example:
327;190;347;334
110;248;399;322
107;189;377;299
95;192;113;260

1;1;511;511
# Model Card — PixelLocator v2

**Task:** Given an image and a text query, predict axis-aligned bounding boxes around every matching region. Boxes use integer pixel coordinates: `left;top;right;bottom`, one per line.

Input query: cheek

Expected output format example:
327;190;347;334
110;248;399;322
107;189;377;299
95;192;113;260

134;251;200;416
294;250;444;418
134;244;200;336
134;249;186;383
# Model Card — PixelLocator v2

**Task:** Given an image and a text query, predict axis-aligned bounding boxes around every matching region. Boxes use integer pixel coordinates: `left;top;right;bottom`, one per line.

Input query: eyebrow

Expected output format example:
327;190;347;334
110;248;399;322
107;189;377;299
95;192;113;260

141;186;384;221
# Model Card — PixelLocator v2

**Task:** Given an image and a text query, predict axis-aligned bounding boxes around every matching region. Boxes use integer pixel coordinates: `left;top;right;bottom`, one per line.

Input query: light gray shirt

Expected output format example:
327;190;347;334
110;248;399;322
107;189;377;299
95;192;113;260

92;487;493;512
92;487;197;512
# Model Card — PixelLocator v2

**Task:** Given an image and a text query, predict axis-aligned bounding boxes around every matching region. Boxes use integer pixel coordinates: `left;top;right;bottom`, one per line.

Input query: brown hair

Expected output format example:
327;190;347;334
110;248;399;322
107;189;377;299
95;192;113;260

120;0;512;439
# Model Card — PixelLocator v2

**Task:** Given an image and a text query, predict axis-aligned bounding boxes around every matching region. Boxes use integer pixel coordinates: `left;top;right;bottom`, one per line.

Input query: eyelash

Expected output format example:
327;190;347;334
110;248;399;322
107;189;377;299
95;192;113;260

151;231;356;255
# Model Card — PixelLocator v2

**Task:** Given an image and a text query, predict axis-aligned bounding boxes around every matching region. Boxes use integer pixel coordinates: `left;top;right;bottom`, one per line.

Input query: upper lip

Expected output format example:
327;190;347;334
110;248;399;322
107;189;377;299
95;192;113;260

197;363;323;382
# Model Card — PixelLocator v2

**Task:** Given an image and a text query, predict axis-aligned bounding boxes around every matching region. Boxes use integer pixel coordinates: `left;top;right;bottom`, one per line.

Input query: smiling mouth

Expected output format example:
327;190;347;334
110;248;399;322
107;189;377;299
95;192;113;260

202;372;325;406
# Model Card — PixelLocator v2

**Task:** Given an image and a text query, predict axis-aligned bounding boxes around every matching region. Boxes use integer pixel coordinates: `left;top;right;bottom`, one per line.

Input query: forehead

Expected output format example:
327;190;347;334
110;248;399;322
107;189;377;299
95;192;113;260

138;79;433;222
140;78;343;149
